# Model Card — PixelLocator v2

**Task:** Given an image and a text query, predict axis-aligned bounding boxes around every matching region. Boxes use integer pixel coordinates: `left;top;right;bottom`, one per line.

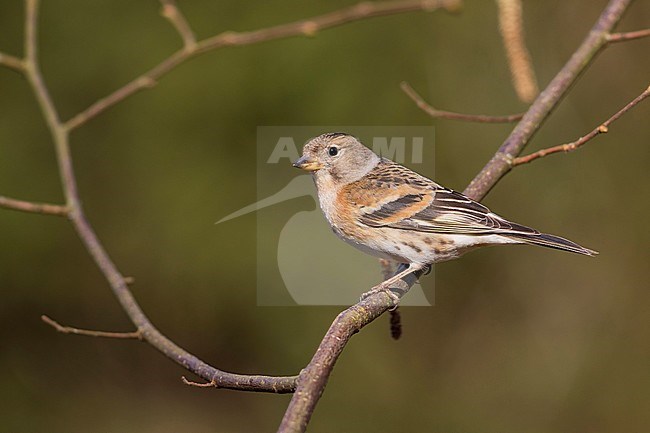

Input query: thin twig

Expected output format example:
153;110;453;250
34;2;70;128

42;315;143;339
513;84;650;166
496;0;538;103
607;28;650;43
159;0;197;50
0;52;25;72
182;376;217;388
401;81;524;123
63;0;460;131
0;196;69;216
21;0;297;395
464;0;632;201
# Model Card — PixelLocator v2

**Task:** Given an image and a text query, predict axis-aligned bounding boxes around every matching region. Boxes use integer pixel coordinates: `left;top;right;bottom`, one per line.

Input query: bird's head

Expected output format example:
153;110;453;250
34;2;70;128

293;132;380;185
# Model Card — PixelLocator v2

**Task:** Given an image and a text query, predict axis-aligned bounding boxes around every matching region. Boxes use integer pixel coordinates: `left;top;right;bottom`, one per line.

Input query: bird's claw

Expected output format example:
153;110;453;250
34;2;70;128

360;283;401;308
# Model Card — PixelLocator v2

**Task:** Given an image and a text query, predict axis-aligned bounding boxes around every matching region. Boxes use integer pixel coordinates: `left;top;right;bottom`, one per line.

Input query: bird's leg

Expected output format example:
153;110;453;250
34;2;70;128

360;263;427;304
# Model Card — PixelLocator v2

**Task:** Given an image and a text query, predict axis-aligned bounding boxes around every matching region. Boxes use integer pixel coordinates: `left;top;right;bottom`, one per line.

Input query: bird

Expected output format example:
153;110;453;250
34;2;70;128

292;132;597;299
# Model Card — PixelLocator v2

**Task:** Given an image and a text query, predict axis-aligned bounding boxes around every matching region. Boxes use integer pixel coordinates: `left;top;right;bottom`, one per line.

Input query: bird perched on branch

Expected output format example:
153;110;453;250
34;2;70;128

293;132;597;298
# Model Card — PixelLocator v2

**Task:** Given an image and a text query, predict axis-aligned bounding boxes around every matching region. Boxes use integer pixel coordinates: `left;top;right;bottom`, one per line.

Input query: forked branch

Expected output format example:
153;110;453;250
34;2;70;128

464;0;633;201
63;0;461;131
159;0;197;50
6;0;467;401
20;0;296;395
513;84;650;166
607;28;650;43
0;52;25;72
42;315;143;339
0;196;69;216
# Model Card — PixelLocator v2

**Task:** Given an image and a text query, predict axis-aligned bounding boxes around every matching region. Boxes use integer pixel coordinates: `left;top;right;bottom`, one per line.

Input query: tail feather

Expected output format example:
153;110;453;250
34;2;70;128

508;232;598;256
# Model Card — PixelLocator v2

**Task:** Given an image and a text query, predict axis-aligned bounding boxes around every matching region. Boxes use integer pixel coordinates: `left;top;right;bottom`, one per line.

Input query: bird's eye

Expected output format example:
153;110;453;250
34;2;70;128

328;146;339;157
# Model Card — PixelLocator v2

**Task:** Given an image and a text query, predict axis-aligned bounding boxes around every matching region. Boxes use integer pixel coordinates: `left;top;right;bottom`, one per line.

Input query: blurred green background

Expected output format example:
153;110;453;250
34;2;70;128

1;1;649;432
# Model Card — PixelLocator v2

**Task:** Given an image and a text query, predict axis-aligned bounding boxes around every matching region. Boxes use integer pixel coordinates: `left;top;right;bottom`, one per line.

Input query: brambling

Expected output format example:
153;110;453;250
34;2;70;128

293;132;597;296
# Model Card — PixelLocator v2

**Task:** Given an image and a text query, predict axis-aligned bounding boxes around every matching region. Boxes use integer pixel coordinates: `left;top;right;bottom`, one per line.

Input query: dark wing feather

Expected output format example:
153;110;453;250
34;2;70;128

358;193;429;226
360;186;539;235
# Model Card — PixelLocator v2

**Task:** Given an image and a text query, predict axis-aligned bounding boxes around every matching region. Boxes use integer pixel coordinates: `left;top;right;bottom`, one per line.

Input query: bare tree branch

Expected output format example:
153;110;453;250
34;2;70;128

159;0;197;50
21;0;297;395
0;51;25;72
63;0;461;131
496;0;538;103
464;0;632;202
607;28;650;43
512;84;650;166
0;196;69;216
10;0;460;401
401;81;524;123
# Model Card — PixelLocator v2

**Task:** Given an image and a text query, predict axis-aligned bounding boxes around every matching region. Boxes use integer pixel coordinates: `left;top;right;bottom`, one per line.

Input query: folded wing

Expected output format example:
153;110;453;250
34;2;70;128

359;186;539;236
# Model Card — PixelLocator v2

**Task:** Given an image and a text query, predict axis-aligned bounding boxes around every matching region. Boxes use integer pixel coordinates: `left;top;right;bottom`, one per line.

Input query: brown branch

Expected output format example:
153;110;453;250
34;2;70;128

464;0;632;202
21;0;296;395
42;315;143;339
513;84;650;166
0;196;69;216
607;28;650;43
278;267;425;433
496;0;538;103
159;0;197;50
63;0;460;131
0;51;25;72
401;81;524;123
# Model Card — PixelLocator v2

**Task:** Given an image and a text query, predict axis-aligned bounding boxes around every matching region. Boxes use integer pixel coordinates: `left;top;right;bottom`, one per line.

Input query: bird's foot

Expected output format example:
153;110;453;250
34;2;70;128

360;282;401;308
